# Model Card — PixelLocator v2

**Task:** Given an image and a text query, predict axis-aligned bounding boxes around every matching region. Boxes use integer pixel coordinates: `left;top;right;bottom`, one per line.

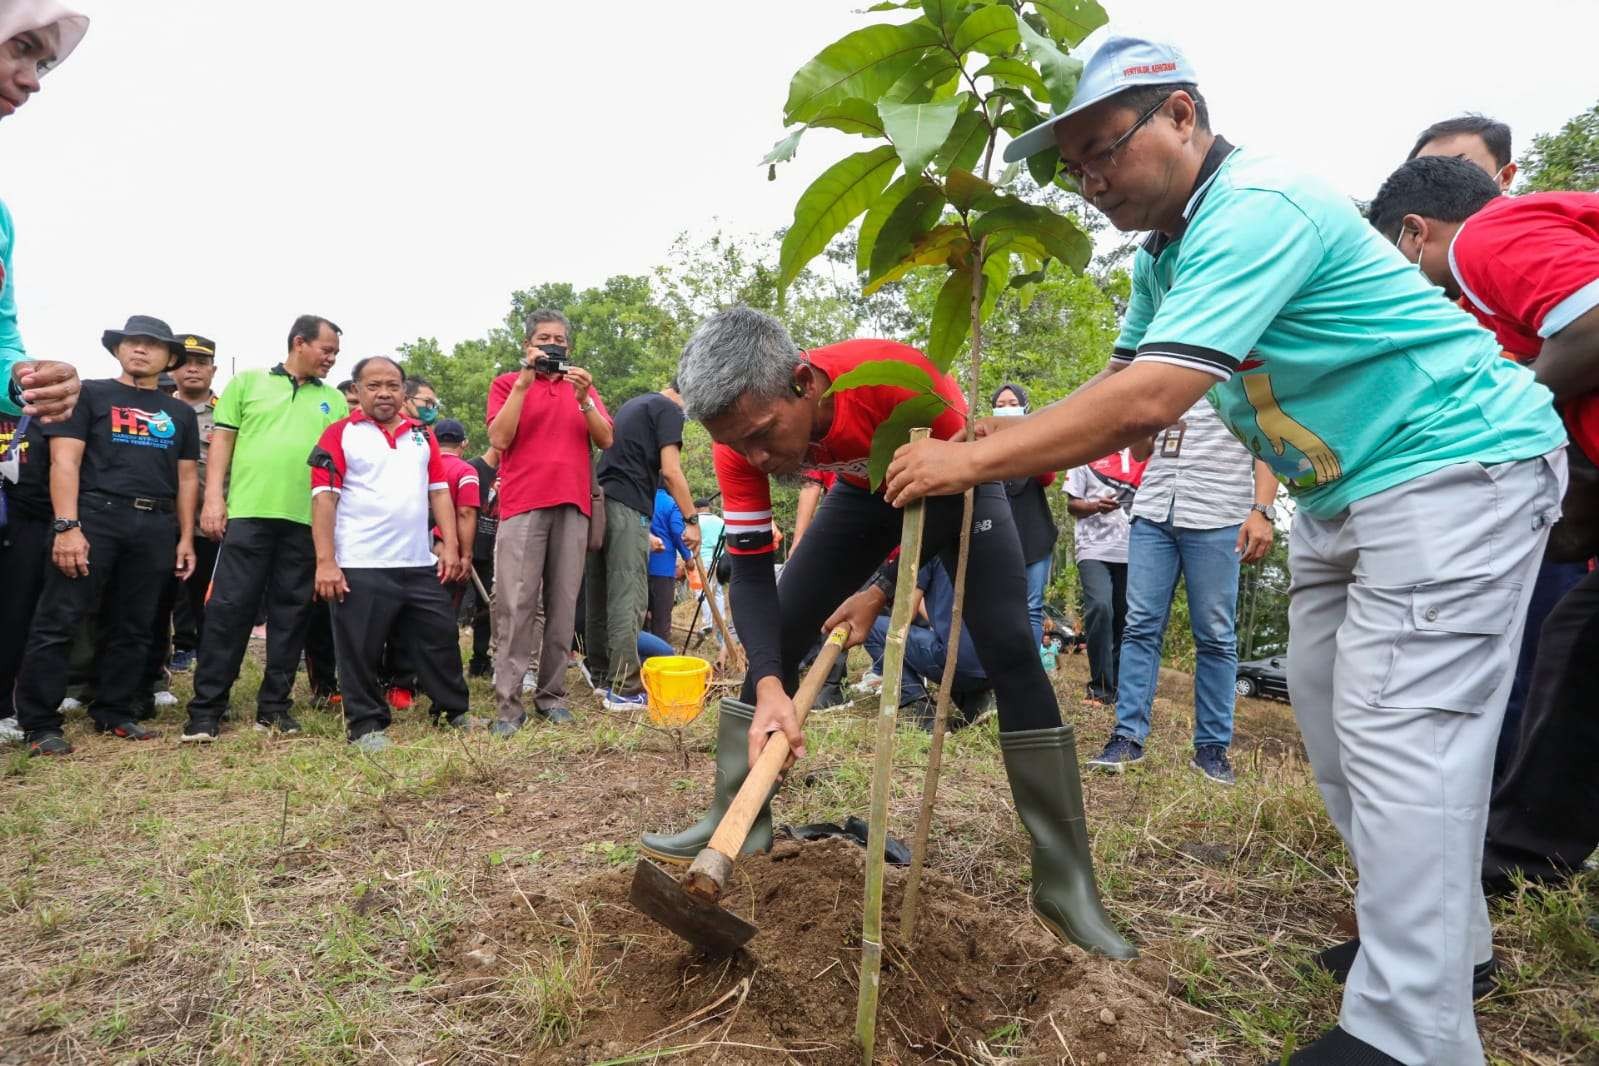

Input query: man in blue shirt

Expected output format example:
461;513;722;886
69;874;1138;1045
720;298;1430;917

887;35;1566;1066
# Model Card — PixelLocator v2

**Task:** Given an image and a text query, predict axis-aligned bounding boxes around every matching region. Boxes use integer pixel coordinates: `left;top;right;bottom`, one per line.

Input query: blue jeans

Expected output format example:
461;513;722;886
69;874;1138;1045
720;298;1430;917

865;616;987;704
1025;555;1052;647
1113;517;1241;748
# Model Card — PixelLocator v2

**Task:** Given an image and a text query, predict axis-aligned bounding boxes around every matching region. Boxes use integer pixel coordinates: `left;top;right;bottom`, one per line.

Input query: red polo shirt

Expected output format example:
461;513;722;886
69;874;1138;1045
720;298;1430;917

486;371;610;520
1450;191;1599;463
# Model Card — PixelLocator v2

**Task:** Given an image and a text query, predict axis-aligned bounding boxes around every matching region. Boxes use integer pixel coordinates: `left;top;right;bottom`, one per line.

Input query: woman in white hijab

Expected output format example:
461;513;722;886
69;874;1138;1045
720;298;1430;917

0;0;88;424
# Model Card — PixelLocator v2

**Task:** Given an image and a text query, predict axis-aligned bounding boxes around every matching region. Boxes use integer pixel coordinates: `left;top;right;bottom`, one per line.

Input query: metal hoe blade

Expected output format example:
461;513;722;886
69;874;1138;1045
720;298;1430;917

628;859;757;955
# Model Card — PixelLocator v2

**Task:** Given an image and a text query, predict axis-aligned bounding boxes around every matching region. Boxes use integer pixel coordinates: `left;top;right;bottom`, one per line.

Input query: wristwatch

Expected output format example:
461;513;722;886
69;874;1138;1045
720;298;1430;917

1250;503;1278;522
577;399;596;413
52;517;80;533
683;513;699;526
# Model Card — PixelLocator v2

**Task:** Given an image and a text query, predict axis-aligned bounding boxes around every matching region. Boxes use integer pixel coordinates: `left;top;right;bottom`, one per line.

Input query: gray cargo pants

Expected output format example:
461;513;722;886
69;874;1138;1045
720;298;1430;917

1286;451;1565;1065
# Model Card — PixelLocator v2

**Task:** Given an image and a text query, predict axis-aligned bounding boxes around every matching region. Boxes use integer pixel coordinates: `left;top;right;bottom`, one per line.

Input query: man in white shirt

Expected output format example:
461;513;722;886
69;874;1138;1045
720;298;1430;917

307;355;470;752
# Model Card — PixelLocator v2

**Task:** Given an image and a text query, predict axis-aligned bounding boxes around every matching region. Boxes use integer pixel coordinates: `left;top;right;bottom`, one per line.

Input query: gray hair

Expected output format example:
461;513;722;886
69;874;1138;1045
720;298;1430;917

678;306;803;423
522;308;572;343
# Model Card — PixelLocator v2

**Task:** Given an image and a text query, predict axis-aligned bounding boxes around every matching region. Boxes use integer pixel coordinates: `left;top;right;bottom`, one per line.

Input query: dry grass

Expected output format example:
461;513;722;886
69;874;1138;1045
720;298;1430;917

0;639;1593;1064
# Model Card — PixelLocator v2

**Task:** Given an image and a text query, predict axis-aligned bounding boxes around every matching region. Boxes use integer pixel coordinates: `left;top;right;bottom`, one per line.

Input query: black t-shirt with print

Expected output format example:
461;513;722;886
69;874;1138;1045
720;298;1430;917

1;413;51;520
597;392;685;517
469;455;499;560
42;379;199;500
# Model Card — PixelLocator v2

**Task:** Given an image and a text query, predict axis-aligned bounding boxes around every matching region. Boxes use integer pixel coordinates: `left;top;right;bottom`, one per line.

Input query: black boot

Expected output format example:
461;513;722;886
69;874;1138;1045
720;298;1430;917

1000;725;1137;959
639;699;774;863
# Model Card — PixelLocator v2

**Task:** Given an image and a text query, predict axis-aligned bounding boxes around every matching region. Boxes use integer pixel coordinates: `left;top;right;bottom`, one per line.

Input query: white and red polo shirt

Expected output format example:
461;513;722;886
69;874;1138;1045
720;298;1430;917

309;410;447;568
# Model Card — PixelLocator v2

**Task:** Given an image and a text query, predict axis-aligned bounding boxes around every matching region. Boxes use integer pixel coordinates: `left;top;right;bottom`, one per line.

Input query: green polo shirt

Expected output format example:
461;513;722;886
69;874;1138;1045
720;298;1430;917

213;364;343;524
1113;139;1567;519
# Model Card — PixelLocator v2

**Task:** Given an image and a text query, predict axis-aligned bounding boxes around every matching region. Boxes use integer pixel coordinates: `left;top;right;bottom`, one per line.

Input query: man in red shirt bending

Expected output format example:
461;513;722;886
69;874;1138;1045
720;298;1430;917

638;307;1134;959
484;310;613;734
1368;155;1599;897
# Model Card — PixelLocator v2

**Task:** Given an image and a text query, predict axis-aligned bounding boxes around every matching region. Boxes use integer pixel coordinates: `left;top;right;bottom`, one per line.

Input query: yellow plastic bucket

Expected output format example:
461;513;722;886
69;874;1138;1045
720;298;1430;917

640;655;712;729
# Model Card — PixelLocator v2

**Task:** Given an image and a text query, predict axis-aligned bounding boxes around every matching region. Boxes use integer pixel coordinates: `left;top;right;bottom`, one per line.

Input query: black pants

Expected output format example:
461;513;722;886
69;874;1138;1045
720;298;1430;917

189;517;316;719
141;534;220;694
15;497;176;733
303;598;338;697
1483;565;1599;889
331;566;470;739
736;481;1058;733
647;574;676;643
1078;558;1128;702
0;511;51;718
469;554;494;669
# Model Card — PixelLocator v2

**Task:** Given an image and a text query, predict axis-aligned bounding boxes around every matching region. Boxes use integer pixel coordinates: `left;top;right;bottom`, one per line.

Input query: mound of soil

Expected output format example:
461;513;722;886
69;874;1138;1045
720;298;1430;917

444;837;1198;1064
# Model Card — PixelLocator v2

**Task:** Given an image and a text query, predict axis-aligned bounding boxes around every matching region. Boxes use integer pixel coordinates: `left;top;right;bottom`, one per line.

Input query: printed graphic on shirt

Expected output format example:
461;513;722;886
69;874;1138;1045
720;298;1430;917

1236;372;1342;489
109;405;180;449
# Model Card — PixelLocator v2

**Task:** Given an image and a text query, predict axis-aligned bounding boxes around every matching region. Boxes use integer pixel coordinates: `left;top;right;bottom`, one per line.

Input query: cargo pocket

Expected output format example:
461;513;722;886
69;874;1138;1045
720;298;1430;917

1373;581;1520;714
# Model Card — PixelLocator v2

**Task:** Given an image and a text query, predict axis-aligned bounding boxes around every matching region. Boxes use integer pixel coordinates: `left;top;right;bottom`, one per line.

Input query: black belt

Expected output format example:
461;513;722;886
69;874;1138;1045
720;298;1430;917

83;490;176;513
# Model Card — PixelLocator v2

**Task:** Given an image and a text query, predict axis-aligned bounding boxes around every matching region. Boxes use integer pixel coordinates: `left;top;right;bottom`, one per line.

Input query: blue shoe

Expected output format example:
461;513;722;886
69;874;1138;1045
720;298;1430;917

601;689;648;712
1085;734;1144;773
1190;744;1235;785
168;649;196;672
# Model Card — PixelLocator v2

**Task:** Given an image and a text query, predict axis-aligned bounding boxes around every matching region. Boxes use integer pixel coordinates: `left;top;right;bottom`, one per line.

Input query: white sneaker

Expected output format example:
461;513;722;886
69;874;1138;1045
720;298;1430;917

58;697;83;713
0;716;22;742
152;691;179;708
522;669;537;691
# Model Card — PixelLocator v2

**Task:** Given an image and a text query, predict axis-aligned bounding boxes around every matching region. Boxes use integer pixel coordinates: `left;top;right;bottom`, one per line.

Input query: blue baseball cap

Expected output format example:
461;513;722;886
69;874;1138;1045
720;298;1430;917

433;418;468;443
1002;34;1199;163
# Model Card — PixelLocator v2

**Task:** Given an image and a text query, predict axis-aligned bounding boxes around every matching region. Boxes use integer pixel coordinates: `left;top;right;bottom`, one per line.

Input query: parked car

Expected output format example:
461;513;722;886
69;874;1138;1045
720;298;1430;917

1235;655;1290;702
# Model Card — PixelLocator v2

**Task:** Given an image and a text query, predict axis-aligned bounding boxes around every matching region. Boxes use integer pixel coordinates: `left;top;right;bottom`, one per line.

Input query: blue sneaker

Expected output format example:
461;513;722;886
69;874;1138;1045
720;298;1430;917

1191;744;1236;785
602;689;648;712
168;649;196;672
1085;734;1144;773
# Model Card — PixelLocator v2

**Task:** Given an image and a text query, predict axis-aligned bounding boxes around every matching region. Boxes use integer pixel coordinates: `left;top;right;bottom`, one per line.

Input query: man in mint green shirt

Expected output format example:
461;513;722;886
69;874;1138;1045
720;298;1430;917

886;36;1565;1066
181;315;344;742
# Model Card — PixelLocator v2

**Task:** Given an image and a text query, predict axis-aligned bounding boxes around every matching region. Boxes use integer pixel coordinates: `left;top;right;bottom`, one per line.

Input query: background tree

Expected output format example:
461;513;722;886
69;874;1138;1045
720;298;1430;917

1518;99;1599;193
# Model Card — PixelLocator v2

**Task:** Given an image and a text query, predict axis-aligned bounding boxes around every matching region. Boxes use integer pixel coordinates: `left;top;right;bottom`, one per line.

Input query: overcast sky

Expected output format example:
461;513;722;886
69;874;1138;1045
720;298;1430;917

4;0;1594;387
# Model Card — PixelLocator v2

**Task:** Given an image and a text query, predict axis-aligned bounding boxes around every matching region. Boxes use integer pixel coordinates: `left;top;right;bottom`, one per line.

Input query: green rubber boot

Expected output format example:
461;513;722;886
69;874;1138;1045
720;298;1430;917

1001;724;1139;959
639;699;774;864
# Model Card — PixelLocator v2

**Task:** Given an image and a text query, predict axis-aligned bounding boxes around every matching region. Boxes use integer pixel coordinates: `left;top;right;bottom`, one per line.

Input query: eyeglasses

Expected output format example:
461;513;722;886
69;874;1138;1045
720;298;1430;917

1060;93;1171;184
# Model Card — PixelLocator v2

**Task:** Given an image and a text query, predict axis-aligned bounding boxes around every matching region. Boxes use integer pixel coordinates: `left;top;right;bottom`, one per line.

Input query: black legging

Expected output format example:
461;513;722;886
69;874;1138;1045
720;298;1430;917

734;481;1059;733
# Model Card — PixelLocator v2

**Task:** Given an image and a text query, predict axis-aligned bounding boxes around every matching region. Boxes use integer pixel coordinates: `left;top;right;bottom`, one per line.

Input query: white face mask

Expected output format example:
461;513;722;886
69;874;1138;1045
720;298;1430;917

991;405;1026;418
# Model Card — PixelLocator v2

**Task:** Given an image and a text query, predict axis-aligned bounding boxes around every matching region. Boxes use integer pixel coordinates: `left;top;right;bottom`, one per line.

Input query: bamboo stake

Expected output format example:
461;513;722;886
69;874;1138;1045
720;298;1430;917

855;427;930;1064
901;249;988;943
687;552;745;673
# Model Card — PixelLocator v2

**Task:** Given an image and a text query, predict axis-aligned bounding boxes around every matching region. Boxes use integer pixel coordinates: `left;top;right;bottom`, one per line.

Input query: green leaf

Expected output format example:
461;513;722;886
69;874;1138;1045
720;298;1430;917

980;247;1010;318
1017;17;1083;105
868;394;948;489
881;50;961;104
944;168;1001;211
1029;0;1107;45
825;360;937;397
857;173;922;274
878;97;964;175
919;0;961;29
1027;146;1061;186
867;182;948;290
807;98;887;138
779;146;901;291
973;201;1091;273
975;58;1050;103
784;21;941;124
951;4;1019;57
760;128;804;167
993;87;1045;135
926;266;974;371
865;0;918;8
932;109;989;173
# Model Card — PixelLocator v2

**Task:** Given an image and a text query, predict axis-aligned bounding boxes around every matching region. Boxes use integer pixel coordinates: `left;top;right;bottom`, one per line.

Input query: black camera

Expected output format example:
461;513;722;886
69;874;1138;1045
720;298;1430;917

531;344;571;375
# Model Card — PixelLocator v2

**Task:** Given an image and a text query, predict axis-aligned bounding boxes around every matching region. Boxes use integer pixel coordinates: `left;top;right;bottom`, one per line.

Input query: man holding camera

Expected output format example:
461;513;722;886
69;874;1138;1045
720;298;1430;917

484;309;612;734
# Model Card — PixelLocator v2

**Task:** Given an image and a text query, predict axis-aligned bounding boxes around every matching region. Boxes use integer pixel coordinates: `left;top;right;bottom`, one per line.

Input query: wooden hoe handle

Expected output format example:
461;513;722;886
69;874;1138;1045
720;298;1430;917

683;624;849;899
